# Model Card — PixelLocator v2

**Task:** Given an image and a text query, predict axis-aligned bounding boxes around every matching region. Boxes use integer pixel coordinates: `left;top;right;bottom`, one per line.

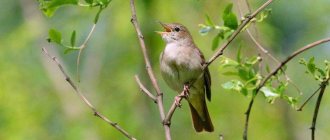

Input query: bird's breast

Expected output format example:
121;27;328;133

162;43;202;70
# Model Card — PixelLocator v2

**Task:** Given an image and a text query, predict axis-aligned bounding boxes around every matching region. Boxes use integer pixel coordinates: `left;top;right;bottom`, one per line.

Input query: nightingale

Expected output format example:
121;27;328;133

157;22;214;132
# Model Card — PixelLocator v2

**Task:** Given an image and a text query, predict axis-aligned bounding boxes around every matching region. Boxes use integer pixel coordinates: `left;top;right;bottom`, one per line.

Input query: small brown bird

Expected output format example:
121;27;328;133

157;22;214;132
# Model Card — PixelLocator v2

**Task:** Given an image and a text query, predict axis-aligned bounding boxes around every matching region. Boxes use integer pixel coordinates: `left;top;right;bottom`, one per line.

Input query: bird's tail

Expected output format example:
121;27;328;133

188;101;214;132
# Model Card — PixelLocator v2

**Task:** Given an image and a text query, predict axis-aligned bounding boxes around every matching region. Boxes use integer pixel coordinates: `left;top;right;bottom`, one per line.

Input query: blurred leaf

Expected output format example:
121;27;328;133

219;56;239;68
307;57;316;74
199;26;212;35
85;0;93;4
245;56;261;66
283;95;298;108
236;44;242;63
222;71;237;76
38;0;79;17
212;32;223;50
205;14;215;26
48;29;62;44
256;9;272;22
222;80;244;92
260;86;280;104
222;3;238;30
70;30;76;47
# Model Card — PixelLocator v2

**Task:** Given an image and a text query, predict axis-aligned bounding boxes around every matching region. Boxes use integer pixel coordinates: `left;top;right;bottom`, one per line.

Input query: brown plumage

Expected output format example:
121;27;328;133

157;22;214;132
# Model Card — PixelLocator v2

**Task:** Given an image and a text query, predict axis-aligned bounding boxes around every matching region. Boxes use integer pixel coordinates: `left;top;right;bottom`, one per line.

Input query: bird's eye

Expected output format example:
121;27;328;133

174;27;180;32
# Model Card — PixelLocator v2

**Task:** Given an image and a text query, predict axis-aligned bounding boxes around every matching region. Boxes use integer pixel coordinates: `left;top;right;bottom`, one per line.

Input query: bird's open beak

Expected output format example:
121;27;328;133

156;22;171;35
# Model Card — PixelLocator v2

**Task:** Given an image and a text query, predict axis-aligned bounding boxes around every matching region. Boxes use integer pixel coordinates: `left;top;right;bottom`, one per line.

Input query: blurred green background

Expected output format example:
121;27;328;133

0;0;330;140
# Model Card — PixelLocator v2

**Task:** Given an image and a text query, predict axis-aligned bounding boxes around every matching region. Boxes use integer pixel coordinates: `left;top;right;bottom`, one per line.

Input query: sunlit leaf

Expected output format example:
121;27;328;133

212;33;223;50
205;14;215;26
222;80;244;92
48;29;62;44
260;86;280;104
222;3;238;30
38;0;79;17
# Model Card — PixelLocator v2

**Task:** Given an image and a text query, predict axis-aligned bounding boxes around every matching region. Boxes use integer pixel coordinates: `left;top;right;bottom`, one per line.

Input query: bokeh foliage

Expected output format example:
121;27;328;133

0;0;330;140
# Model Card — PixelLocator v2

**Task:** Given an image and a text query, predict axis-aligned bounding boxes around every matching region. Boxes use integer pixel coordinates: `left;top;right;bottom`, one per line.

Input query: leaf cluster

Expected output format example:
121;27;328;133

199;3;271;50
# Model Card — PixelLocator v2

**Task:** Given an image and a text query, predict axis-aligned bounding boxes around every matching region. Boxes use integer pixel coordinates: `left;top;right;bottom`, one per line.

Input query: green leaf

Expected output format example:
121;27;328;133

48;29;62;44
223;3;233;15
212;33;222;50
238;67;249;81
222;3;238;30
222;80;244;92
260;86;280;104
307;57;316;74
219;56;239;68
85;0;94;4
256;9;272;22
236;44;242;63
70;30;76;47
205;14;215;26
64;47;79;54
245;56;261;66
38;0;79;17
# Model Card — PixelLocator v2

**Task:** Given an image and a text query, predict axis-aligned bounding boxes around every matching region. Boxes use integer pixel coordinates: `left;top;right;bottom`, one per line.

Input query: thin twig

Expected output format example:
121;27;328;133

163;91;185;125
129;0;171;140
77;24;97;82
163;0;275;127
42;47;136;140
297;86;322;111
243;37;330;140
135;75;157;102
310;78;329;140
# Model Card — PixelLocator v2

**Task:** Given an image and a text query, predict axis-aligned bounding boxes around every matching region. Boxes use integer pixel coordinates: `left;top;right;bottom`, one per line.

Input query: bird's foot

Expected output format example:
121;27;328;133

174;96;182;107
183;84;190;97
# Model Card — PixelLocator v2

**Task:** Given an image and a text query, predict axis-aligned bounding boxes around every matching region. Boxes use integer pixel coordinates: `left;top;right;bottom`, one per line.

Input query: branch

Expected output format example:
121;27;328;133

310;79;329;140
206;0;274;65
162;0;275;127
243;37;330;140
76;24;97;82
42;47;136;140
129;0;171;139
135;75;157;102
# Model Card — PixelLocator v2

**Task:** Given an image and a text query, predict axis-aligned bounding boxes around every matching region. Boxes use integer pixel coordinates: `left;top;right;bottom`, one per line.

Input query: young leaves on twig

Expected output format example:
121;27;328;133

47;29;80;54
299;57;330;82
199;3;238;50
220;47;298;106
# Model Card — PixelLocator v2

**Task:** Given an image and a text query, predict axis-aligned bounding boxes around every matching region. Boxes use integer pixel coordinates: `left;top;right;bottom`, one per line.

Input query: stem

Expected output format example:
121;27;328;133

310;83;327;140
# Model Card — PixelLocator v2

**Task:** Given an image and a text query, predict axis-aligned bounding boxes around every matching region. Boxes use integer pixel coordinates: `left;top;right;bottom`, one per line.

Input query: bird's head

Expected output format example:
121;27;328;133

156;22;193;44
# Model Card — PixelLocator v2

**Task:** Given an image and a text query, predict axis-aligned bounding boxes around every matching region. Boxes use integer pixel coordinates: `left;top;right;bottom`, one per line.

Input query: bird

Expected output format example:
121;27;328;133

157;22;214;132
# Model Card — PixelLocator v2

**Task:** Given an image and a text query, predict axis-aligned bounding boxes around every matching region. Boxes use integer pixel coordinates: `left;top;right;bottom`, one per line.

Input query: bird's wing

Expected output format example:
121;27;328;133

195;47;212;101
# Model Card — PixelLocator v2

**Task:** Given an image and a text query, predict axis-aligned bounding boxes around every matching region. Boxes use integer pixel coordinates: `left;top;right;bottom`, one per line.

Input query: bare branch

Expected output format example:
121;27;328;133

163;91;185;125
310;79;329;140
42;47;136;140
297;86;322;111
129;0;171;139
243;37;330;140
135;75;157;102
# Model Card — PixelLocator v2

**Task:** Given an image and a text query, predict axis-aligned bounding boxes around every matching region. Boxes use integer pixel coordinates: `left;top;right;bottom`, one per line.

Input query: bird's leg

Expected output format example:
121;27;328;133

174;84;190;107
